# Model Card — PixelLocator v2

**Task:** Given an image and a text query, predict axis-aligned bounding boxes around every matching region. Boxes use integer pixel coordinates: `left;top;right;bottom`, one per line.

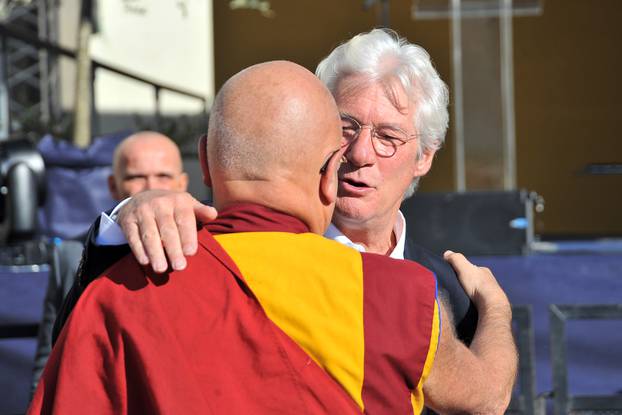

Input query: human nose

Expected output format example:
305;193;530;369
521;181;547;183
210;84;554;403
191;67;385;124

344;127;377;167
145;176;157;190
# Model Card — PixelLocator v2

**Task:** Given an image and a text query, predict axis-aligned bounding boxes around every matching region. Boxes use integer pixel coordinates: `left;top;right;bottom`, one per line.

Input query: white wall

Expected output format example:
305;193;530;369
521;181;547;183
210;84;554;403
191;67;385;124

91;0;213;114
59;0;213;116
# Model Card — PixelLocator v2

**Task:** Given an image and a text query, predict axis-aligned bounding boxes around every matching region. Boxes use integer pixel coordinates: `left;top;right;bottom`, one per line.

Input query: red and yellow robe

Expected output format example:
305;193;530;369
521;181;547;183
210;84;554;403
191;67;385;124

29;203;440;414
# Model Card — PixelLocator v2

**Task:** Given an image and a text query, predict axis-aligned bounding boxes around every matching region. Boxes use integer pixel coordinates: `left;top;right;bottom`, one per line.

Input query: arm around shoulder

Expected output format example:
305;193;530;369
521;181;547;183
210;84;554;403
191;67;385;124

423;254;517;414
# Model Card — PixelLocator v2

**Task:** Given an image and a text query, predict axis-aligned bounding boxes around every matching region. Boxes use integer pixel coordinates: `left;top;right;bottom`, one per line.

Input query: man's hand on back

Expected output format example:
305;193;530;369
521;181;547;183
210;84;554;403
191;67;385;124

443;250;510;311
117;190;217;273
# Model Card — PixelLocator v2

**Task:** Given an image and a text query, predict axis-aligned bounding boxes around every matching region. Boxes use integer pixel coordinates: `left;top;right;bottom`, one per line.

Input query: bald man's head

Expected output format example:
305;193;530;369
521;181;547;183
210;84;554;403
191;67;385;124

109;131;188;200
202;61;344;233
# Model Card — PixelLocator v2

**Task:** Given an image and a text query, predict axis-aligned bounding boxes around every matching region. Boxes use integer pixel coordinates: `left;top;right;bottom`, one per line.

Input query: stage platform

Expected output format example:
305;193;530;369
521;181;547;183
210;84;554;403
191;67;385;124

475;250;622;398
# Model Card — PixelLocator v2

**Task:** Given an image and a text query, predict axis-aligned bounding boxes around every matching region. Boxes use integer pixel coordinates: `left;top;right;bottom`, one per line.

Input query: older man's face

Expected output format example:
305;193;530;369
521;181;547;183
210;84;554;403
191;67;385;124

112;139;188;200
332;76;433;231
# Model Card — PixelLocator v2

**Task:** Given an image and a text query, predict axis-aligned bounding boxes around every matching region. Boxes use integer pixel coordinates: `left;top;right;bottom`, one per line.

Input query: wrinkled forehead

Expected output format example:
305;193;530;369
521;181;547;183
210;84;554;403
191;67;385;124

332;74;414;116
122;145;183;173
332;75;417;134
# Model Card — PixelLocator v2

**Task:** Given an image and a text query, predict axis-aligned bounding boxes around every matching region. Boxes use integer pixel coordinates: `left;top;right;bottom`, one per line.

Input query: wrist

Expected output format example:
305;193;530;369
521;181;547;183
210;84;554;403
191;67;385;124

473;289;511;315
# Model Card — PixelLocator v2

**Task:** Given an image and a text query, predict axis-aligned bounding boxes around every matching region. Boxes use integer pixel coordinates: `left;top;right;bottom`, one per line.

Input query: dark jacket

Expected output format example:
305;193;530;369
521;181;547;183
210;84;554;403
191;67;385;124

404;237;478;345
52;216;130;344
32;239;84;393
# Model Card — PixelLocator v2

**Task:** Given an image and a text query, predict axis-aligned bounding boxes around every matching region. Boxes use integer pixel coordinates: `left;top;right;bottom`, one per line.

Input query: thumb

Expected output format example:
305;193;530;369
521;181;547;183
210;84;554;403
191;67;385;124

443;250;473;271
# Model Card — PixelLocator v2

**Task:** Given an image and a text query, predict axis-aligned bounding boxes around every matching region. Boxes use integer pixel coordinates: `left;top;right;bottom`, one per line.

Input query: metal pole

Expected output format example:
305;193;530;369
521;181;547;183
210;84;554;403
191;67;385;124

500;0;517;190
91;63;99;135
38;0;50;125
451;0;466;191
154;85;161;130
380;0;390;27
549;305;569;415
0;35;10;140
72;0;93;148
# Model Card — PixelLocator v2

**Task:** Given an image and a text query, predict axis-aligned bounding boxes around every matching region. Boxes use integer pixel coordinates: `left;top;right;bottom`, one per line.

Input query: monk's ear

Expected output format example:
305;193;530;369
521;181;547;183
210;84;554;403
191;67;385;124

198;134;212;187
319;147;346;205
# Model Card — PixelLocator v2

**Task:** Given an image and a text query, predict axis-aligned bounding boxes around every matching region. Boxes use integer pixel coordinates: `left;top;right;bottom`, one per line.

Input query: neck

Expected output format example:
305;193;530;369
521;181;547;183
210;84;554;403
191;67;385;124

332;212;398;255
212;179;330;235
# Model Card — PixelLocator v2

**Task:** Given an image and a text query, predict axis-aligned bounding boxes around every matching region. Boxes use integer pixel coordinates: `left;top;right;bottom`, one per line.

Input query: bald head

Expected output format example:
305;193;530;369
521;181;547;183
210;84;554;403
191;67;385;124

207;61;341;181
109;131;188;200
203;61;343;233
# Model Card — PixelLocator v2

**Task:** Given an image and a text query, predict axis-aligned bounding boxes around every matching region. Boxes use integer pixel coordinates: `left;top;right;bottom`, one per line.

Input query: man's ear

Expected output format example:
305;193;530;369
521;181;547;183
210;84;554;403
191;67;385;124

198;134;212;187
319;147;346;205
413;148;437;177
107;174;120;200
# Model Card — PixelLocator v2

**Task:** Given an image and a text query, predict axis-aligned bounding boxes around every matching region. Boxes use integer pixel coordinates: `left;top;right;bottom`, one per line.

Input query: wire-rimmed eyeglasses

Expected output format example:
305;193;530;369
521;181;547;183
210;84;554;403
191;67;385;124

340;113;418;158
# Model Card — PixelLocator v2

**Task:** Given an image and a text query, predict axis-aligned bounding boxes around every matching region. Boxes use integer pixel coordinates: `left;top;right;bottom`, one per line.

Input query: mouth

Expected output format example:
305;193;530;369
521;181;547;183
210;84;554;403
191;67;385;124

342;177;369;188
339;176;374;195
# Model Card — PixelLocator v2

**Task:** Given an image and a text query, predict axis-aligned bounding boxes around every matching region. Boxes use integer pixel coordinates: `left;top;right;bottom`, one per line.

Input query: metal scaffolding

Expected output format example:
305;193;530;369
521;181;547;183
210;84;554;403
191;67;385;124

0;0;59;140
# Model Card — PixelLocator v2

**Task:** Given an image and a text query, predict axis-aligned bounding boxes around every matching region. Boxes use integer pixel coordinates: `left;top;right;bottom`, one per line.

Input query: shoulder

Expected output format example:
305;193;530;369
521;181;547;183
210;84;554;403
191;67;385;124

404;237;457;279
214;231;360;262
361;252;437;294
79;254;149;305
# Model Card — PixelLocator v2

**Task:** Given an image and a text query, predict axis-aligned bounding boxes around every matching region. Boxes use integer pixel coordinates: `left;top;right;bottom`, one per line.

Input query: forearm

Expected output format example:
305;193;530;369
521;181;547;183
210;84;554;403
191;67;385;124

424;298;517;414
468;292;517;413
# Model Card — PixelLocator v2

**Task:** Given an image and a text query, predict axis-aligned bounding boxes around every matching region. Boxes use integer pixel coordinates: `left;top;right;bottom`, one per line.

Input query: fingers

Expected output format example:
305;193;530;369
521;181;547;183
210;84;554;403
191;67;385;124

117;190;207;273
443;250;472;269
124;220;149;266
444;250;486;297
444;250;507;308
155;202;187;272
120;203;170;273
176;203;201;257
136;203;170;273
194;202;218;224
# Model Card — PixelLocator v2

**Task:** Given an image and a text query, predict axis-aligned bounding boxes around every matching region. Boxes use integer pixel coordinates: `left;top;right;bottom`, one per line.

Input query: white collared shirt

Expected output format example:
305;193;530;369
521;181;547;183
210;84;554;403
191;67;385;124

96;198;132;245
323;210;407;259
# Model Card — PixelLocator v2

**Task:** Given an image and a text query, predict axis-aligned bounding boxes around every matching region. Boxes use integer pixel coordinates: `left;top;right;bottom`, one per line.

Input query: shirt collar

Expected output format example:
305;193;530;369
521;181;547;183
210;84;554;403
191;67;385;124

324;210;407;259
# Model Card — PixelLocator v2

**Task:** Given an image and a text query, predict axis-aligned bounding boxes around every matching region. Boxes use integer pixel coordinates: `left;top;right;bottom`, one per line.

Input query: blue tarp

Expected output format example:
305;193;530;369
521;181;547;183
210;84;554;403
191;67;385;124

475;253;622;396
36;132;131;240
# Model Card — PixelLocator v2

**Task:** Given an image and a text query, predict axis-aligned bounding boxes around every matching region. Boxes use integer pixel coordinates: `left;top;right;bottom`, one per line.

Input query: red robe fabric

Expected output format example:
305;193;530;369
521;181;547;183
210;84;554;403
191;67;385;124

29;203;438;414
28;212;360;414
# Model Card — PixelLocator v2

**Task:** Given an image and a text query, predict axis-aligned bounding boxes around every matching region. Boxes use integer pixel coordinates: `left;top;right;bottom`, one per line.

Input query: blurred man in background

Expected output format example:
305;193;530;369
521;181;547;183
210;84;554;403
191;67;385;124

31;131;188;391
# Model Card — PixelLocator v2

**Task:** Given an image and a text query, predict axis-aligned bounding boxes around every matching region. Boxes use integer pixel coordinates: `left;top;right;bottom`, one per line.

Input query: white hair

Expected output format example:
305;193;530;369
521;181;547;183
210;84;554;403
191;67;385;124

315;29;449;197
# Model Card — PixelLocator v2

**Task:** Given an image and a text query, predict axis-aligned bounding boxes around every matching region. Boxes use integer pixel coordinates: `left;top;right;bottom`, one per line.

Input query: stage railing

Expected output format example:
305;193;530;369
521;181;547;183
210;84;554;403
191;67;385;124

0;22;207;133
549;304;622;415
507;305;546;415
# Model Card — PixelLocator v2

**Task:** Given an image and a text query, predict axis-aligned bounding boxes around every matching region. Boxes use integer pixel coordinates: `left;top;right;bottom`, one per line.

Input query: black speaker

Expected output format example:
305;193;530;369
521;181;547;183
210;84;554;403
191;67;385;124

400;190;536;256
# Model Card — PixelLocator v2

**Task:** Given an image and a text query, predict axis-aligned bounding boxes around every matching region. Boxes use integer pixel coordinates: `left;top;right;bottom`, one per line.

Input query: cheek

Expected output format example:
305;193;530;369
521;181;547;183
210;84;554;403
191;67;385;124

377;157;416;194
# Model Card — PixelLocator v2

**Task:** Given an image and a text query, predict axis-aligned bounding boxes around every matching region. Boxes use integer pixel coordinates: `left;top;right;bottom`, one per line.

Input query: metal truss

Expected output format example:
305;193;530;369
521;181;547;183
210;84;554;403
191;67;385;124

0;0;59;140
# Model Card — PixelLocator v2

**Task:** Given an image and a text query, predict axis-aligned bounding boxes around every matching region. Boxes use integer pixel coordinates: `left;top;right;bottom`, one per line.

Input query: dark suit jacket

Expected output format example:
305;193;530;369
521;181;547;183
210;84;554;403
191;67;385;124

404;237;478;345
52;216;130;344
32;239;84;393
